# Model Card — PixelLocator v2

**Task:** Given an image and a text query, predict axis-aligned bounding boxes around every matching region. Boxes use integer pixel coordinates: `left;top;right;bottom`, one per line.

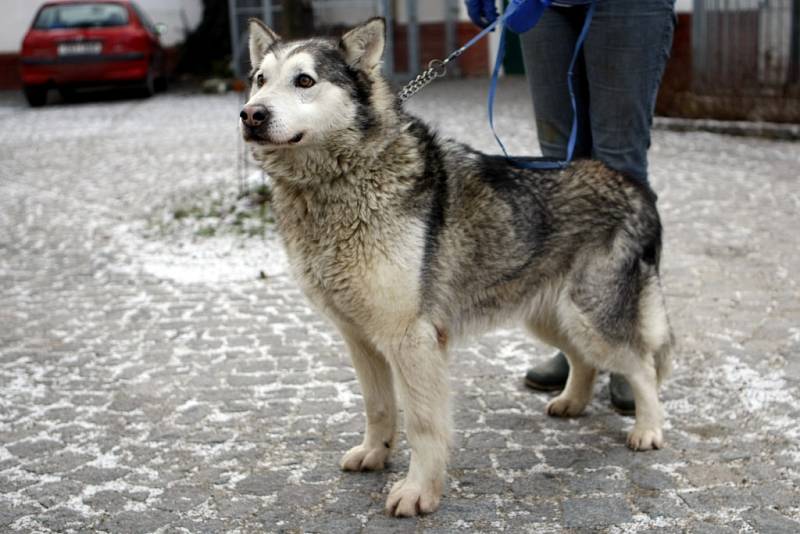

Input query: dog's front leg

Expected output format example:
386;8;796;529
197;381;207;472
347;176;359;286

383;321;450;517
339;325;398;471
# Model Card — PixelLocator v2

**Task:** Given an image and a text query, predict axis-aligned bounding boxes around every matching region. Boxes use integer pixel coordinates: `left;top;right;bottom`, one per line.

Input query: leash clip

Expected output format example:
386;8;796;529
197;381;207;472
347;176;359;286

428;59;448;78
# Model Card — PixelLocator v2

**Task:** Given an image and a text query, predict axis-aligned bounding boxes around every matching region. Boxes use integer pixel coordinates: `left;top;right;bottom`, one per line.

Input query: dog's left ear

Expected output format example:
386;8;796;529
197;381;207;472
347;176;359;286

249;18;280;69
340;18;385;71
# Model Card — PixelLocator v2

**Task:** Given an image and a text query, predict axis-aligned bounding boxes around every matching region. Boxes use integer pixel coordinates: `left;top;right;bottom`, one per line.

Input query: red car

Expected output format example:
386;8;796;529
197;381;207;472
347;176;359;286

20;0;167;106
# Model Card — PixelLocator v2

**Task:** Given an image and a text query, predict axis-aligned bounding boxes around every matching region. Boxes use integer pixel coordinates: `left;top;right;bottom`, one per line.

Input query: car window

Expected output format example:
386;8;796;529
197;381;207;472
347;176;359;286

130;3;156;35
34;3;130;30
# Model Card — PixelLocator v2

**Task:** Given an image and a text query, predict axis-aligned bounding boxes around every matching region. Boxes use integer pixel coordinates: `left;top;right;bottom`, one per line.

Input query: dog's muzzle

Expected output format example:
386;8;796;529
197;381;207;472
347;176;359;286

239;104;304;145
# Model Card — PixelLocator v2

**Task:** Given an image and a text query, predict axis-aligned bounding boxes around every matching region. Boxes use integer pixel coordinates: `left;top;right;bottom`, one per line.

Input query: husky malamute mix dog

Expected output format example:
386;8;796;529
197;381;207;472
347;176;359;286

241;17;673;516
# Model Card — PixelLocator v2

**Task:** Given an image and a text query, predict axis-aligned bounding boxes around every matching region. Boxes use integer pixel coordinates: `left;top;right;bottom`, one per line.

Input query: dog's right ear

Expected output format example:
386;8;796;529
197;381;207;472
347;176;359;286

340;18;385;72
248;18;280;68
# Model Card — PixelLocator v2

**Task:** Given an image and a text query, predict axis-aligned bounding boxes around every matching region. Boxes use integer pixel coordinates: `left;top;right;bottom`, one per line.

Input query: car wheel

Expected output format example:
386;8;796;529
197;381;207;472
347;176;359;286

154;74;168;93
140;66;156;98
58;87;77;102
23;85;47;107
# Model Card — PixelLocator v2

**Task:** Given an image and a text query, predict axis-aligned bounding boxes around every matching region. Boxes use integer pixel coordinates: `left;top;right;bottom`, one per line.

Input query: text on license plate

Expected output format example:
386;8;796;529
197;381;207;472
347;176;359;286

58;42;102;56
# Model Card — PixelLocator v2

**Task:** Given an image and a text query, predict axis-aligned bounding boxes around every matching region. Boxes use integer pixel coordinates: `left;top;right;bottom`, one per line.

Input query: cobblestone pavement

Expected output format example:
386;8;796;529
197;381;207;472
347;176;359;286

1;79;799;533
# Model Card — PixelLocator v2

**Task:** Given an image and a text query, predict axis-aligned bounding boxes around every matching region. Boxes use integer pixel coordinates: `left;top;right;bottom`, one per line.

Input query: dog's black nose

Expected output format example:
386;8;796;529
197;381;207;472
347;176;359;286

240;104;269;127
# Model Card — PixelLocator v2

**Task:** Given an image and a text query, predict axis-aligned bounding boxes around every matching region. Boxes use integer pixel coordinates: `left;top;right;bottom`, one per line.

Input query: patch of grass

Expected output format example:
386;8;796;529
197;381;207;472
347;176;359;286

196;226;216;237
148;180;275;240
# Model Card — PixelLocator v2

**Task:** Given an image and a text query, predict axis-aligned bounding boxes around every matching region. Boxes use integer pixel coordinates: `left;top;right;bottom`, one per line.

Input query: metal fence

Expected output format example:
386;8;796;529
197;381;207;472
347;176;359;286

693;0;800;95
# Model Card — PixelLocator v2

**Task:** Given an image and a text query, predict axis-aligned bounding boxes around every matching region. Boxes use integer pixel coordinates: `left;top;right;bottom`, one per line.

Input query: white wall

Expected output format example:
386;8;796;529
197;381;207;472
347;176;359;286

1;0;203;53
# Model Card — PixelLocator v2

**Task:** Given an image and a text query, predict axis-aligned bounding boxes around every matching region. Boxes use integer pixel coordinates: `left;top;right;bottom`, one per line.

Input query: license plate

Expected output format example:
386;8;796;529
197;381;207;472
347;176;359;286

58;42;102;56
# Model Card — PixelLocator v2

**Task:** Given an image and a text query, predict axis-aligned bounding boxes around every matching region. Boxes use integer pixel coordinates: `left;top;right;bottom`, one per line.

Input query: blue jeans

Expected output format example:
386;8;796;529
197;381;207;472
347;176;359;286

520;0;676;182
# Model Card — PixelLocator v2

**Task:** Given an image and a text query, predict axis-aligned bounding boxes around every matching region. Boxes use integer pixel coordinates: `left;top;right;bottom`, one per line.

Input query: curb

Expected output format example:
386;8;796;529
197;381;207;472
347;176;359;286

653;116;800;141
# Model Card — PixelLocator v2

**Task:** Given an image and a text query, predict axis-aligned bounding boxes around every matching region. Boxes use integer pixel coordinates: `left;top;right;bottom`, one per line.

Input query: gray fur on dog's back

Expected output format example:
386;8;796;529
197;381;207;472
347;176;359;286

392;118;670;379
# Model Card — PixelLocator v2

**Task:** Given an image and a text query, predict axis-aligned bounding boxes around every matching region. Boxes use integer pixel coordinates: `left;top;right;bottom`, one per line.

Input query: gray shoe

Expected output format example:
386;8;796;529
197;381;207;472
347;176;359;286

524;352;569;391
609;373;636;415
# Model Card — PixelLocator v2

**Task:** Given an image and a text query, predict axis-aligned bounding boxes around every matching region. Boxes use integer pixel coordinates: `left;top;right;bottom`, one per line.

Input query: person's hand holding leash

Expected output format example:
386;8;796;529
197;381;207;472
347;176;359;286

465;0;499;28
465;0;556;34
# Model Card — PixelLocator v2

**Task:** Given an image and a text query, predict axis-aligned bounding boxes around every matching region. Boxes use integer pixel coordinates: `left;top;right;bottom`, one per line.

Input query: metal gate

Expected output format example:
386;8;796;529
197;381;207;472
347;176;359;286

692;0;800;95
227;0;463;81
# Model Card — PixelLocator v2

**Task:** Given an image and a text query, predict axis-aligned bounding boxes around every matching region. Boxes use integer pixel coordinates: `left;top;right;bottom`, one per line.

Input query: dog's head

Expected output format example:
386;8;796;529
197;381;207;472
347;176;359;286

241;18;386;149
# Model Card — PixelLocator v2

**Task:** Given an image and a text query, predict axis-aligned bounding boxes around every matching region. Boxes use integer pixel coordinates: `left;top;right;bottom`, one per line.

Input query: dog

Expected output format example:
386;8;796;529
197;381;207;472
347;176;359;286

240;17;673;517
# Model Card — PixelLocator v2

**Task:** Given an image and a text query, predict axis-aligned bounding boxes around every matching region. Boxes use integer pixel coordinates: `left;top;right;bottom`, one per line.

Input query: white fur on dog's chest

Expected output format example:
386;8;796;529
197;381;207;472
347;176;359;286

273;189;426;330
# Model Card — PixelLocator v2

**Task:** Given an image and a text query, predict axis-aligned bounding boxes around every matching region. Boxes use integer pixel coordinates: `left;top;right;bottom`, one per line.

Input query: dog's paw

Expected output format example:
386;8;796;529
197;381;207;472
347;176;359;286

627;426;664;450
546;394;588;417
385;477;442;517
340;443;391;471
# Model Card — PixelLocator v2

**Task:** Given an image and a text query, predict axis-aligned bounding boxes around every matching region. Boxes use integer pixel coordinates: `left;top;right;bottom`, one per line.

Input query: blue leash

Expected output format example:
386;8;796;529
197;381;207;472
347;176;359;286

488;0;596;169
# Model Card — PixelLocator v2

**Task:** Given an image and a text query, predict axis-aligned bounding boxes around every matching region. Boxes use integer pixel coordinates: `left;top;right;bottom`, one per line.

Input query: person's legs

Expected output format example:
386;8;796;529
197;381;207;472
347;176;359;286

583;0;676;182
519;1;675;411
519;6;592;160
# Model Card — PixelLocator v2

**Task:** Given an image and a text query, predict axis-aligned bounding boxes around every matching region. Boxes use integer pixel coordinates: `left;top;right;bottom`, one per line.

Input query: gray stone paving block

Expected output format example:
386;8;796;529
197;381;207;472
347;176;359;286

454;470;509;495
630;466;676;491
69;466;130;485
495;449;540;471
566;471;631;495
744;508;800;532
23;451;94;475
432;497;501;524
94;510;178;534
0;459;18;472
174;518;232;534
82;490;129;513
684;520;747;533
23;480;84;509
510;472;564;499
464;431;507;449
0;502;40;528
155;485;209;512
448;448;494;470
37;506;90;532
633;494;690;520
299;514;365;533
186;429;233;444
274;484;325;510
211;494;265;519
680;463;743;487
680;485;761;511
562;496;633;528
0;474;38;494
363;513;419;532
235;473;288;496
752;482;799;509
107;392;141;412
6;439;64;460
504;500;561;529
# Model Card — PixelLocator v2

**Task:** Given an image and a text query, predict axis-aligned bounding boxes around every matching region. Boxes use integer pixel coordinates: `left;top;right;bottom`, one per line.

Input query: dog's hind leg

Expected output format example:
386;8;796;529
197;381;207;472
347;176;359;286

620;352;664;450
545;351;597;417
527;315;597;418
623;277;672;450
339;325;397;472
382;320;450;517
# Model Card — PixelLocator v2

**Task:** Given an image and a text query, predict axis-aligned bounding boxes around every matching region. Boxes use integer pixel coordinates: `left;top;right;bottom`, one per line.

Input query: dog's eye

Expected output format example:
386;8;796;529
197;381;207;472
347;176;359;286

256;73;265;88
295;74;315;89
